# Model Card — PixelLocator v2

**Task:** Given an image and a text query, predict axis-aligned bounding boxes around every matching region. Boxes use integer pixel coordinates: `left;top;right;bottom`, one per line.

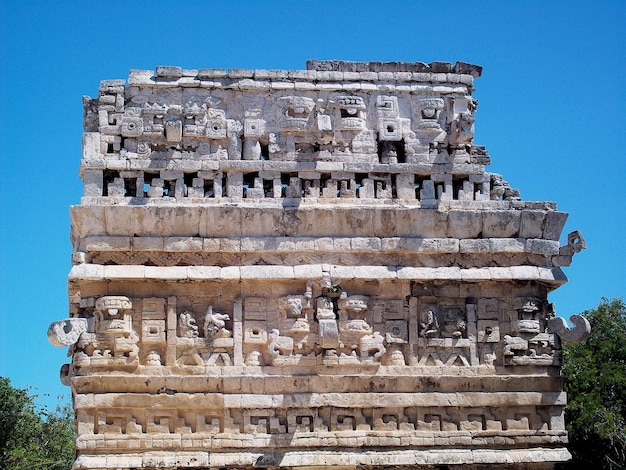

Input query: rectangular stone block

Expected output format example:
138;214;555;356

482;210;521;238
240;266;294;279
489;238;526;253
145;266;187;279
103;265;145;279
448;210;482;239
396;209;448;238
543;211;569;240
519;210;546;238
460;239;491;253
200;206;242;238
240;237;276;251
86;236;131;251
293;264;324;279
351;237;382;251
68;263;105;280
164;237;203;251
526;239;560;255
132;237;164;251
71;205;106;238
82;169;103;196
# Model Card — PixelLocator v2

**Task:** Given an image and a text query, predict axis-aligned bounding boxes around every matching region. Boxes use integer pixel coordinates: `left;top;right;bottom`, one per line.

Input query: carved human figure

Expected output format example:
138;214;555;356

484;350;497;366
279;294;311;333
204;306;231;339
449;111;475;147
490;174;506;200
389;348;406;366
146;350;162;366
418;307;439;338
317;296;339;349
441;307;466;338
280;296;304;317
380;141;399;164
268;329;294;358
178;311;199;338
246;350;261;366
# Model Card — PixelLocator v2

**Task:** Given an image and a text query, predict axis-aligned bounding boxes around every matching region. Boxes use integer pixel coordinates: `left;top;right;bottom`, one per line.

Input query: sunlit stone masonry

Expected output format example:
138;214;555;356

49;60;590;470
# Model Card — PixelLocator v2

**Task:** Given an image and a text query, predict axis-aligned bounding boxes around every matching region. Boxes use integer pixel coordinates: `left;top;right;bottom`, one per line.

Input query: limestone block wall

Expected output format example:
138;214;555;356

50;61;588;470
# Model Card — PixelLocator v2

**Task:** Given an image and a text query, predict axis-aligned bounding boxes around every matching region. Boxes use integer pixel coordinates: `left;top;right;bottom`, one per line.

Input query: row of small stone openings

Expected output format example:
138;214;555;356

100;170;489;201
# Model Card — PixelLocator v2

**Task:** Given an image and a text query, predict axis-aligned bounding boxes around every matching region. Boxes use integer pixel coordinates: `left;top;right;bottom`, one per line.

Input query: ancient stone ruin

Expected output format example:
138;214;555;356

49;60;589;469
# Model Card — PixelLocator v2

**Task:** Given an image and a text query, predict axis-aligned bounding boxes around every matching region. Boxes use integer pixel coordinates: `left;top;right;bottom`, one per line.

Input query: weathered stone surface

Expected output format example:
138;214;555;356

51;60;586;470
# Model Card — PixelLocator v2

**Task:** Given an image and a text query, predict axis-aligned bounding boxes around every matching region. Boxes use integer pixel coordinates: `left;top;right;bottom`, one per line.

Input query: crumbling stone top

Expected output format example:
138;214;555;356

74;61;586;272
82;60;504;211
305;59;482;77
120;60;481;86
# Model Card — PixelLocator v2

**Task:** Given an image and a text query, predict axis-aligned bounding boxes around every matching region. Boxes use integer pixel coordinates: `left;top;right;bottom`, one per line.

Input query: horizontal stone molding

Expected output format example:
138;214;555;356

72;447;571;469
70;374;566;395
75;391;567;409
124;64;478;88
68;263;568;284
83;235;561;256
71;206;568;241
81;159;488;175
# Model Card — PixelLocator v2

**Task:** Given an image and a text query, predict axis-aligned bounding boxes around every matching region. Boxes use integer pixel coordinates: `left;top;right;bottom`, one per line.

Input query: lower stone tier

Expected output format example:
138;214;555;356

77;430;568;450
72;447;571;469
73;387;568;469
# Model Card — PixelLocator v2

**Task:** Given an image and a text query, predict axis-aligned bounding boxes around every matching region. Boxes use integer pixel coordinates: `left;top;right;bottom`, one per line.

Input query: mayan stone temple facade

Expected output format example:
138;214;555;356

49;60;590;470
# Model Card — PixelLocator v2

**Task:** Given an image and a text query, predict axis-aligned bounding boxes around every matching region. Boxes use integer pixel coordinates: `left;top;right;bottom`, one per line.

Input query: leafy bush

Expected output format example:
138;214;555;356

0;377;75;470
562;298;626;469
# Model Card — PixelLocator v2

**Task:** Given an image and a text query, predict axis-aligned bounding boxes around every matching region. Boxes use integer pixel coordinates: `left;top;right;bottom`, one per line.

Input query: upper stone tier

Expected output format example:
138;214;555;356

80;60;519;208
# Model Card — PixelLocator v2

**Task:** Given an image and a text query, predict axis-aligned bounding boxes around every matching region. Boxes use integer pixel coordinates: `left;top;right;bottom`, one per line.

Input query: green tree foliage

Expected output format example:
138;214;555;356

0;377;75;470
562;298;626;469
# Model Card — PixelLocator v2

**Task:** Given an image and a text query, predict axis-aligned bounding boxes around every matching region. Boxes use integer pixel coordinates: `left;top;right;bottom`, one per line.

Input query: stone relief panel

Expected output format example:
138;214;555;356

411;298;475;367
175;305;234;367
50;282;589;381
501;297;560;366
72;296;139;370
85;75;500;207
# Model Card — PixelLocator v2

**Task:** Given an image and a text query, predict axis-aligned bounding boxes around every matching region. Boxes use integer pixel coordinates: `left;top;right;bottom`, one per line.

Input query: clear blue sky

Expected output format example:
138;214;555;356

1;1;624;408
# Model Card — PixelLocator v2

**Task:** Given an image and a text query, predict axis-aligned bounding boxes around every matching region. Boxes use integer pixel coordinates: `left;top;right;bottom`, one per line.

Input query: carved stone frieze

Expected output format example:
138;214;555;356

50;60;587;470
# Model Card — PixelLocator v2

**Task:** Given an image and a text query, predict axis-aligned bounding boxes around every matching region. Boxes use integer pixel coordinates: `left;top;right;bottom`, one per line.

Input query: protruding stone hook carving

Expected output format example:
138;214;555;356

554;230;587;267
547;314;591;343
47;318;88;347
560;230;587;256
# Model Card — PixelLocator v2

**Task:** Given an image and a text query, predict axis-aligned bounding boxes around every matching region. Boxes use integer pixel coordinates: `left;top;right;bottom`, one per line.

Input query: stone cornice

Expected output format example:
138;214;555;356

68;263;567;285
